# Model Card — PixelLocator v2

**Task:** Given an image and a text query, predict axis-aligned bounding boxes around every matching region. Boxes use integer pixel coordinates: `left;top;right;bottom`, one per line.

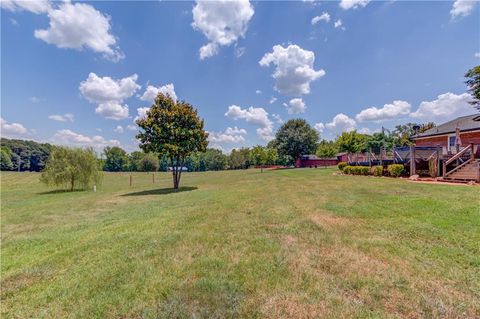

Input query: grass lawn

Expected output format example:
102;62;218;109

1;168;479;318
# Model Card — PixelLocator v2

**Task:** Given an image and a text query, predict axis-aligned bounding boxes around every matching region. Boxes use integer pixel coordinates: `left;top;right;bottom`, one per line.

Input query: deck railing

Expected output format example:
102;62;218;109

443;143;474;178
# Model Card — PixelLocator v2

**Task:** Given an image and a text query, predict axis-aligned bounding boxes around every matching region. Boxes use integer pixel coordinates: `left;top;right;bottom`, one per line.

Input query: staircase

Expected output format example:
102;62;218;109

443;159;480;182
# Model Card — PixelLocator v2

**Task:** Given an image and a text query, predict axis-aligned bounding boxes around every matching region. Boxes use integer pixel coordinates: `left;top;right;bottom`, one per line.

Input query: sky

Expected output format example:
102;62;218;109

1;0;479;153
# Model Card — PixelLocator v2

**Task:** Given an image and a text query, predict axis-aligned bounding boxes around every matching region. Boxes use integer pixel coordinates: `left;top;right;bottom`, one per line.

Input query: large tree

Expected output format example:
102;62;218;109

103;146;129;172
465;65;480;110
316;140;338;158
40;147;102;191
136;93;208;189
139;153;159;172
273;119;319;161
336;131;369;153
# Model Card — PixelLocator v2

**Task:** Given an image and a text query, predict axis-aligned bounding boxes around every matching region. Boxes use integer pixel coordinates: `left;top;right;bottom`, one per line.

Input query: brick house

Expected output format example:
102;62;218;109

414;114;480;155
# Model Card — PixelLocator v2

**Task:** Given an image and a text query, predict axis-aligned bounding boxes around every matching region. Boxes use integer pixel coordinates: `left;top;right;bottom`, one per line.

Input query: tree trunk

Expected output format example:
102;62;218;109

70;175;75;191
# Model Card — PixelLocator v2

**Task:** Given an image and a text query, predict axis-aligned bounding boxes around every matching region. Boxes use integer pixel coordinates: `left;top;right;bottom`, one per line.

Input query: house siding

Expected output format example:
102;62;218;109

415;131;480;147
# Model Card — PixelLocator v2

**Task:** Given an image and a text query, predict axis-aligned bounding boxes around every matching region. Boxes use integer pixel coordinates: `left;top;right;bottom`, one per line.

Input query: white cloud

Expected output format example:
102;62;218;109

314;122;325;133
475;52;480;58
225;105;274;141
334;19;345;30
139;83;177;103
325;113;357;134
311;12;330;25
0;117;28;138
410;92;474;123
48;113;74;122
10;18;19;26
52;129;121;150
134;107;150;122
1;0;51;14
208;126;247;144
259;44;325;96
126;124;137;131
272;113;284;124
79;73;140;120
269;97;277;104
192;0;254;60
339;0;370;10
95;102;129;120
33;2;124;62
255;89;262;94
114;125;124;134
450;0;477;19
355;100;411;122
286;98;306;114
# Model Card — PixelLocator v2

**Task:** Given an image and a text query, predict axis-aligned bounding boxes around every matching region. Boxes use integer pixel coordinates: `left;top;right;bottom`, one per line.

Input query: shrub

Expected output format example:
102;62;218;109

388;164;404;177
372;165;383;177
343;165;352;174
355;166;370;175
338;162;347;171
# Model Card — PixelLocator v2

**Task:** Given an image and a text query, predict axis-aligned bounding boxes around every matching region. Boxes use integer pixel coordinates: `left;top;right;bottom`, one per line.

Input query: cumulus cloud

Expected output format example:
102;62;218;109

410;92;474;123
126;124;137;131
114;125;124;134
259;44;325;96
339;0;370;10
134;107;150;122
48;113;74;122
192;0;254;60
450;0;477;19
30;96;40;103
475;52;480;58
52;129;121;150
314;122;325;133
255;90;262;94
325;113;357;134
285;98;306;114
225;105;274;141
356;100;411;122
1;0;51;14
0;117;28;138
139;83;177;103
311;12;330;25
32;2;124;62
269;97;277;104
79;73;140;120
208;126;247;144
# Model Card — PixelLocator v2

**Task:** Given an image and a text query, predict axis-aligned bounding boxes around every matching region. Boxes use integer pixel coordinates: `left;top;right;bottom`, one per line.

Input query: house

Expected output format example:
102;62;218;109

414;114;480;155
295;154;338;168
413;114;480;182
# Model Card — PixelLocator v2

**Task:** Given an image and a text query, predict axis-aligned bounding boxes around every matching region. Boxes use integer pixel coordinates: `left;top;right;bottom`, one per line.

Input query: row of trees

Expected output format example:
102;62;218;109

1;138;53;171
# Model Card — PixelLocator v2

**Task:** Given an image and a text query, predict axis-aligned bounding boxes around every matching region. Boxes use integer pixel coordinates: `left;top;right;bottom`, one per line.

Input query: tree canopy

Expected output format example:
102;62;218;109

273;119;319;161
103;146;129;172
136;93;208;189
465;65;480;110
40;147;102;191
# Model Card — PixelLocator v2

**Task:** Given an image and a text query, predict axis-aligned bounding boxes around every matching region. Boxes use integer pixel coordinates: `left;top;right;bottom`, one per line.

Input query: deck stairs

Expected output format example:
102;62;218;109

443;159;480;182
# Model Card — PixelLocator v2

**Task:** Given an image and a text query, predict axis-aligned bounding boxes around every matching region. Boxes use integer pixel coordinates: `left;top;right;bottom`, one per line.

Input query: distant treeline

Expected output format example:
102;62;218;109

1;138;53;171
0;139;278;172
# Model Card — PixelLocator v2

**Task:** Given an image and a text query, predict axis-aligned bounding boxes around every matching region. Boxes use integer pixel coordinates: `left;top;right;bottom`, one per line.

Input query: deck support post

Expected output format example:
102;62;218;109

409;146;415;176
436;145;441;177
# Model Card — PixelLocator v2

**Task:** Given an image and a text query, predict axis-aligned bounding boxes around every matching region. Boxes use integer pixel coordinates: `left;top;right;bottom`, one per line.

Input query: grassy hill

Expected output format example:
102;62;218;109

1;169;479;318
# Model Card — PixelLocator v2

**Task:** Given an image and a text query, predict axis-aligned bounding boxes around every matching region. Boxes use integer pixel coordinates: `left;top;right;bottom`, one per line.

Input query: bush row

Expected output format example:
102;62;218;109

339;164;405;177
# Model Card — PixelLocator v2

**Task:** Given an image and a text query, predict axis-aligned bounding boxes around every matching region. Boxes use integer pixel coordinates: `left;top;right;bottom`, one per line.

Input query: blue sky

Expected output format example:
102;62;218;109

1;0;479;153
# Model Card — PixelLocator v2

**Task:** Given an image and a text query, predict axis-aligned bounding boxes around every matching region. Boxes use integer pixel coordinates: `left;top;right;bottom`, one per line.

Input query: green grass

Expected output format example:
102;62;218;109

1;169;479;318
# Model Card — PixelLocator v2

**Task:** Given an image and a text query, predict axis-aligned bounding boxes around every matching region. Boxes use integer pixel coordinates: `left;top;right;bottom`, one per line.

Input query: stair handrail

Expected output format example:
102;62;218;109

445;144;472;166
444;157;474;177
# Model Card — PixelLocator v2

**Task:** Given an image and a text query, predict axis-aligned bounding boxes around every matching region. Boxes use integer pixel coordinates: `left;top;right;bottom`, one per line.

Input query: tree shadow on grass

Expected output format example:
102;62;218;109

37;189;86;195
121;186;197;196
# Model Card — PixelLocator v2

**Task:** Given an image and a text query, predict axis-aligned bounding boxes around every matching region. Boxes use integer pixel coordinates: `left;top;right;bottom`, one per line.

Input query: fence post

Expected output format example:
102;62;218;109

470;143;475;161
129;174;132;187
152;172;155;184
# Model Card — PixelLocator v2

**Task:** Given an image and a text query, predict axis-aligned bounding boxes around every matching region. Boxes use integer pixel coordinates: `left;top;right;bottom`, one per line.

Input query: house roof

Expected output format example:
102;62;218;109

415;114;480;138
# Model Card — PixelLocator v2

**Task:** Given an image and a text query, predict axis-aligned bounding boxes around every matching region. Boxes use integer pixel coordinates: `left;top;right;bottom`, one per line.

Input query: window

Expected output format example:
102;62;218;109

448;135;456;152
